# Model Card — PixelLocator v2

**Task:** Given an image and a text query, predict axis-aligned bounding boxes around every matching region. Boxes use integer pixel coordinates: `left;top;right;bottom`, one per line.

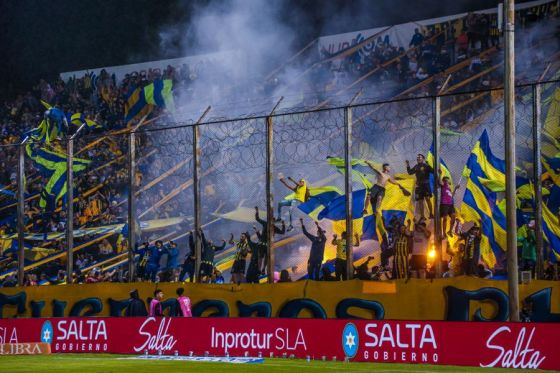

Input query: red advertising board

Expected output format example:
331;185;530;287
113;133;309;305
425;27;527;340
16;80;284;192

0;317;557;370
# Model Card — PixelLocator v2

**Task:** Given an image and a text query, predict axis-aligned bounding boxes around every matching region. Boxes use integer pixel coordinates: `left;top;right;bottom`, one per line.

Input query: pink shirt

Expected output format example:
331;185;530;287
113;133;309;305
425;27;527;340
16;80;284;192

441;181;453;205
149;299;162;317
177;296;192;317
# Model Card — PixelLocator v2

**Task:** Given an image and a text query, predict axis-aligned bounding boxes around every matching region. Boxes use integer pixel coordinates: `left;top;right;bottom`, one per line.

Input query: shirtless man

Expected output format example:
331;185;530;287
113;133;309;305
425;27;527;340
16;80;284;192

363;161;408;215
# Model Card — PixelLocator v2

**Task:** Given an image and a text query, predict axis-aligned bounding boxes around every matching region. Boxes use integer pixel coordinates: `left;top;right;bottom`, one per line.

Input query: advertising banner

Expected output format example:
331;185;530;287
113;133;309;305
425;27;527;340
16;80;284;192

317;0;555;57
1;278;559;321
0;317;557;370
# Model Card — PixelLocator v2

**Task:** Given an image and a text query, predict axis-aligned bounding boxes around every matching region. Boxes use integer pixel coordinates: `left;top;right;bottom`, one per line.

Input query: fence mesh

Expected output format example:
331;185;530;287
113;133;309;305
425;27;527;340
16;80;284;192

2;81;560;285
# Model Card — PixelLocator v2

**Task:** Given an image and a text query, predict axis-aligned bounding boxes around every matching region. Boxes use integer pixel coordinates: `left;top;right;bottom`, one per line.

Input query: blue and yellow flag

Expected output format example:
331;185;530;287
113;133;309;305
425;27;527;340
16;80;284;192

321;155;415;241
317;188;377;240
427;144;454;191
69;113;102;130
545;184;560;215
30;103;69;144
543;155;560;186
295;186;343;221
460;130;507;268
326;156;385;189
543;203;560;262
124;79;175;125
543;87;560;157
26;145;90;210
316;178;415;242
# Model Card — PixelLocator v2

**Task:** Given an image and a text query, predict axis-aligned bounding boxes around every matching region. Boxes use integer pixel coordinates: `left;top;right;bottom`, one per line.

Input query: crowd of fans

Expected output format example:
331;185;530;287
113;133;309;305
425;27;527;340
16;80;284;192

311;6;557;125
0;4;559;287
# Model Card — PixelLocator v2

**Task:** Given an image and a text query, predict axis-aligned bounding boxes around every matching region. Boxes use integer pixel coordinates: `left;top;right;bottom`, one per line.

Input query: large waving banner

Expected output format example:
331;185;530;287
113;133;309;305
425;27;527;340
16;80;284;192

0;317;558;370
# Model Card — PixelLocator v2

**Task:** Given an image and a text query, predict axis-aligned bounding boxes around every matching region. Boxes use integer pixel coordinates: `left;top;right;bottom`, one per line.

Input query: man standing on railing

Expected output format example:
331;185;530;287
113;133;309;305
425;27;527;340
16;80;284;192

363;161;408;215
277;176;310;231
438;169;460;238
406;154;434;220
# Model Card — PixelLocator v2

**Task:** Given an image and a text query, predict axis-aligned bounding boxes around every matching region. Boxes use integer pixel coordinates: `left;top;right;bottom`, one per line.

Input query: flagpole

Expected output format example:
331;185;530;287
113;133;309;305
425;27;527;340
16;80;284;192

504;0;520;321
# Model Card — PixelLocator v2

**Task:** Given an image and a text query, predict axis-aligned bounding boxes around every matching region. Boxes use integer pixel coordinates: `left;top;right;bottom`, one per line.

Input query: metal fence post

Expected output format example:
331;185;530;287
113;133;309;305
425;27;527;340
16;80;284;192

266;115;275;283
533;83;544;279
65;123;87;284
344;107;353;280
192;124;202;283
66;137;74;283
17;139;28;286
432;97;442;276
504;0;520;321
127;131;136;282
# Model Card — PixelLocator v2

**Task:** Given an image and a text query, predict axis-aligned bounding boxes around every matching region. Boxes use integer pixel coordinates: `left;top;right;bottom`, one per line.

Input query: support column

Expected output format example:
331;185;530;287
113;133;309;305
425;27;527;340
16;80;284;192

533;83;544;279
344;107;353;280
504;0;520;321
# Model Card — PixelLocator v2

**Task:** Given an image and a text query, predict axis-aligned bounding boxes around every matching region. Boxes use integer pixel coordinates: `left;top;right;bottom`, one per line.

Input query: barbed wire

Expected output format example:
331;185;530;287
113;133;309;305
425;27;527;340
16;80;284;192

4;80;558;229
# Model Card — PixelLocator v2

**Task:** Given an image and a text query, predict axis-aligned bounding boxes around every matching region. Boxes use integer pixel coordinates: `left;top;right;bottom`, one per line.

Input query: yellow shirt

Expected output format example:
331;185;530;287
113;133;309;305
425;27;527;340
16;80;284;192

294;181;308;203
333;239;346;260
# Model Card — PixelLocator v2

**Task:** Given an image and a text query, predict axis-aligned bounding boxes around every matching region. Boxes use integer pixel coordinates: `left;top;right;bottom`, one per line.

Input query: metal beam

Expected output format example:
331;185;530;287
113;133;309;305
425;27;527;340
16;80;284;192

432;96;442;276
533;83;544;279
344;107;353;280
16;137;29;286
504;0;520;321
127;131;136;282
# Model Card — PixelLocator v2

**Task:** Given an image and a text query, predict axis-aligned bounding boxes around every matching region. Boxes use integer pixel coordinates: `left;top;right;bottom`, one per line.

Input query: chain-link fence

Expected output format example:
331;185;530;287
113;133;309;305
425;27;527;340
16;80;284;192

2;80;559;286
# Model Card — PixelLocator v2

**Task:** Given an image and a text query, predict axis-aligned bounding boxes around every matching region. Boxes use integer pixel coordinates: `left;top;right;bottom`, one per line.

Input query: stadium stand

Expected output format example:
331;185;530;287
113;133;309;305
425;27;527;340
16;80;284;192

0;1;559;286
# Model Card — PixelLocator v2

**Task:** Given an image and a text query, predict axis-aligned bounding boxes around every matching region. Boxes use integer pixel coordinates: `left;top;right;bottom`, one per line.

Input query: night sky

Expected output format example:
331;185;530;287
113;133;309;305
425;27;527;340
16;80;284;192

0;0;507;100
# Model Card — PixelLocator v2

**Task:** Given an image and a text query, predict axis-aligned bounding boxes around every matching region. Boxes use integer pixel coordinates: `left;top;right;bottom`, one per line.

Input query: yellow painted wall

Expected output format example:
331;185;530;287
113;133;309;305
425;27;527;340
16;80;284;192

0;278;558;319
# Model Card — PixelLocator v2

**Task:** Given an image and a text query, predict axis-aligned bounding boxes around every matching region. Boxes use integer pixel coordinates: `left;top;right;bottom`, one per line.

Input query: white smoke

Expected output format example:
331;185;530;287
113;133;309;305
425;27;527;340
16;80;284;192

158;0;310;121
